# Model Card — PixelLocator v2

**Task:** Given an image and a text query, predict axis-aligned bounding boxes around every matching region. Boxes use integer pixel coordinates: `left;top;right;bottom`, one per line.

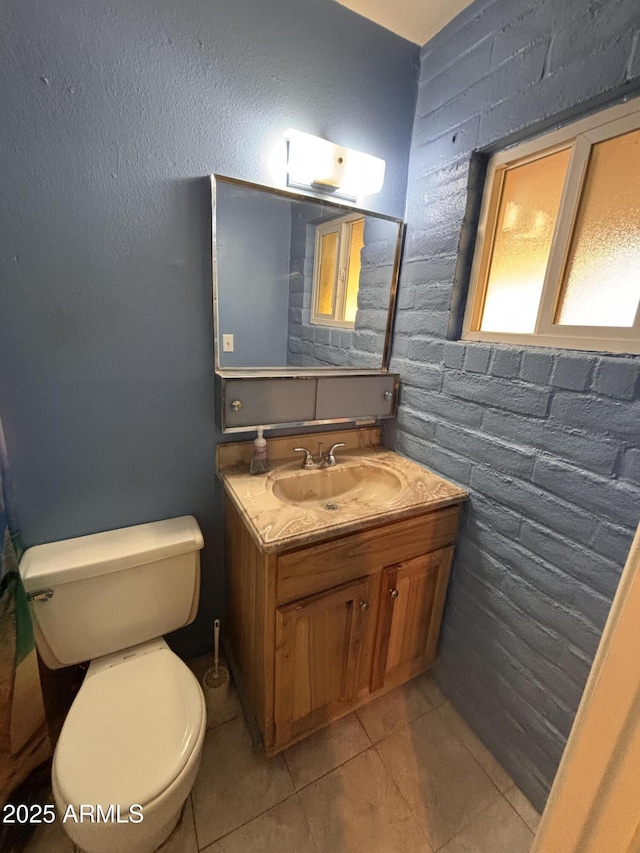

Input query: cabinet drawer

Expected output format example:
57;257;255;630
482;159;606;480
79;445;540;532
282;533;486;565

276;505;461;604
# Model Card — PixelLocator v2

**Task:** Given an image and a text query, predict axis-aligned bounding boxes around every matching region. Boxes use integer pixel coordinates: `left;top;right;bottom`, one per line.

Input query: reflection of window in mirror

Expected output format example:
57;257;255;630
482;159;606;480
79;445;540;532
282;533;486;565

312;213;365;328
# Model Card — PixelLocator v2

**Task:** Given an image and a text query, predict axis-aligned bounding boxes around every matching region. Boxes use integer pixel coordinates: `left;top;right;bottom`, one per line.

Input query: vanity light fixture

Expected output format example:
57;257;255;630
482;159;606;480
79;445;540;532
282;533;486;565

284;128;385;201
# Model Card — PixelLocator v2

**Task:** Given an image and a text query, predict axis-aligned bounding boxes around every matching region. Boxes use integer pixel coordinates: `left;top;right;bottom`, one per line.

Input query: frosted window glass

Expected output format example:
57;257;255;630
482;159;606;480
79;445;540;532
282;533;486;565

480;148;571;333
317;231;338;316
344;218;364;324
556;128;640;327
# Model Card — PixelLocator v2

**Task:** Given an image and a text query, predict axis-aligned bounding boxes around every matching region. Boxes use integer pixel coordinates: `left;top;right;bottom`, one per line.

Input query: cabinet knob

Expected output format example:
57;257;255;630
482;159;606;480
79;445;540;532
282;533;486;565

360;601;369;612
230;400;243;412
384;391;393;402
390;589;399;600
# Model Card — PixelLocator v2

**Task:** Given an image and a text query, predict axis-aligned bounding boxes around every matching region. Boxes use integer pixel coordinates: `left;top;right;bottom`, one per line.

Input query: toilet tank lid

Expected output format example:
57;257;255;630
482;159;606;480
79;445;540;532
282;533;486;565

19;515;204;590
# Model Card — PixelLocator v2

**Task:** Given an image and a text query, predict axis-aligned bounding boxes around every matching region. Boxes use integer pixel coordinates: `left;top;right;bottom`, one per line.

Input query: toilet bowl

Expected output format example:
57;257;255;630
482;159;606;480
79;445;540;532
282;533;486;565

52;639;206;853
19;516;206;853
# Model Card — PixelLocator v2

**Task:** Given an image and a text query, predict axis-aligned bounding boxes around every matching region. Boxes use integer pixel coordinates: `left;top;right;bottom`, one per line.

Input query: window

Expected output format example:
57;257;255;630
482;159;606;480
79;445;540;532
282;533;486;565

312;213;364;328
463;98;640;353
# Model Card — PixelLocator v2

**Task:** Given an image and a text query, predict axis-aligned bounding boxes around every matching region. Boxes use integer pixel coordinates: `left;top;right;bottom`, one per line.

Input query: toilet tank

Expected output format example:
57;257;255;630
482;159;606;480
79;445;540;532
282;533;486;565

19;516;204;669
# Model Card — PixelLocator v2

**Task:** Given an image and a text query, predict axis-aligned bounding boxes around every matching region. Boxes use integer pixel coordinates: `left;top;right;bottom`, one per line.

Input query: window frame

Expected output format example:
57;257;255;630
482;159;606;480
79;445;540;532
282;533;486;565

311;212;364;329
462;96;640;354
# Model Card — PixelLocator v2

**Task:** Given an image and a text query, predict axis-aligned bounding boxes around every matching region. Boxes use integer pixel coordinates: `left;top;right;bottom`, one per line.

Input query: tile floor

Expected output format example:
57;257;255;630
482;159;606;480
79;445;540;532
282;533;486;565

26;658;541;853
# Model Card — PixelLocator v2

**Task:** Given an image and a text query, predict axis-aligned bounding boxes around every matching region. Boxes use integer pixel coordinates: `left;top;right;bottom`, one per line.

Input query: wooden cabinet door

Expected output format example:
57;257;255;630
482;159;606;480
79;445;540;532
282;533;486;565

274;575;374;747
371;547;454;692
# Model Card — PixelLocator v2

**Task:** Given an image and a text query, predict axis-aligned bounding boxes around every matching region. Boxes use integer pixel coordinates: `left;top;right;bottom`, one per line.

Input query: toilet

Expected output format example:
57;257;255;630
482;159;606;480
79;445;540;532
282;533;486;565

19;515;206;853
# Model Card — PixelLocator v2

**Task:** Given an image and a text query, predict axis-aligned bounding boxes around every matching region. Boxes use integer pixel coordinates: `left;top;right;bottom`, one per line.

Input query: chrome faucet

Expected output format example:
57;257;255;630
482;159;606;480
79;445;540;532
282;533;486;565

321;442;347;467
293;442;346;469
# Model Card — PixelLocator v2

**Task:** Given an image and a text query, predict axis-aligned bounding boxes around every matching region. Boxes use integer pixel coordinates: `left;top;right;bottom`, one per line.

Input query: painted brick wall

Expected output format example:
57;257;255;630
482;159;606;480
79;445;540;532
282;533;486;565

389;0;640;810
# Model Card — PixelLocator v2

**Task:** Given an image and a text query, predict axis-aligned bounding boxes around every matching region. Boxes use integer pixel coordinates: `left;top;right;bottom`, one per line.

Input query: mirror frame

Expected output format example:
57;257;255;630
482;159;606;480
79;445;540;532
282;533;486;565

210;174;405;375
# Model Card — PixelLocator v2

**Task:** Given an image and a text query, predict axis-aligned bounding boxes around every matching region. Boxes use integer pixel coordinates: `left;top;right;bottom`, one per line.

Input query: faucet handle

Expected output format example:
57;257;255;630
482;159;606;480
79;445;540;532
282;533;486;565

323;442;347;466
328;442;346;455
293;447;316;469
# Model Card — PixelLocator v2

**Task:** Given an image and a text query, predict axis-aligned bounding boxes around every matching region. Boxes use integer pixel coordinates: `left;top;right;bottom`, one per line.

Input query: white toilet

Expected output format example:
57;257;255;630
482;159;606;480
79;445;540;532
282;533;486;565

19;515;207;853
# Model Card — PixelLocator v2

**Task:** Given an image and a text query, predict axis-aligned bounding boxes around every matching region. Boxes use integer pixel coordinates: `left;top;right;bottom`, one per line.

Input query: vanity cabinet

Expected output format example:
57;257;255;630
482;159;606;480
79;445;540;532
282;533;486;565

225;495;462;755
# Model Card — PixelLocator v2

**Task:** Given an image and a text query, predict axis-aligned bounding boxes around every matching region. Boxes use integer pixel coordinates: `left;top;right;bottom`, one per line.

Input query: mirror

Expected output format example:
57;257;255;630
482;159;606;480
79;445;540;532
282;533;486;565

211;175;403;372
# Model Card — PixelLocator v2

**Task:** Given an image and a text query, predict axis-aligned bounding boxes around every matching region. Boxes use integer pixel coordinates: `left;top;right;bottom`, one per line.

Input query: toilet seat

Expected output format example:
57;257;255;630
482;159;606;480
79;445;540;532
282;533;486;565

53;643;205;809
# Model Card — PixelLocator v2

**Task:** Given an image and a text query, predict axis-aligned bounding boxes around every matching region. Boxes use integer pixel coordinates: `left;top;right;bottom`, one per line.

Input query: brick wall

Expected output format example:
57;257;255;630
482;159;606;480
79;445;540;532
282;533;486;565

389;0;640;809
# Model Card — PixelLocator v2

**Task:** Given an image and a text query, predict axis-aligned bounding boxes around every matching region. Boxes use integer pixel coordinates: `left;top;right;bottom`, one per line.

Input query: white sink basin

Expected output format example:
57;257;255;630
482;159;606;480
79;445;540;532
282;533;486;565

271;463;403;509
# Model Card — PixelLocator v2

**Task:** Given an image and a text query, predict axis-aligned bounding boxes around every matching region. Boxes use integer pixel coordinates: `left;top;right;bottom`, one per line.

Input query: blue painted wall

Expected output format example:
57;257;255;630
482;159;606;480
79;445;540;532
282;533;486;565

216;185;291;368
389;0;640;810
0;0;418;656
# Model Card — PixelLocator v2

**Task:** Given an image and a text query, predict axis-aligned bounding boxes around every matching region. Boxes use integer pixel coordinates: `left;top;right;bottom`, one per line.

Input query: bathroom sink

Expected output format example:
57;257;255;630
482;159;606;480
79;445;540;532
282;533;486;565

271;463;402;509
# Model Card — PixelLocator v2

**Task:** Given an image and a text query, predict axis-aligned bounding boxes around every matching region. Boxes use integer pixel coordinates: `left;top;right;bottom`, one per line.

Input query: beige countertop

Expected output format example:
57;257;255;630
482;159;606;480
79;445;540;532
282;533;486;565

217;429;467;553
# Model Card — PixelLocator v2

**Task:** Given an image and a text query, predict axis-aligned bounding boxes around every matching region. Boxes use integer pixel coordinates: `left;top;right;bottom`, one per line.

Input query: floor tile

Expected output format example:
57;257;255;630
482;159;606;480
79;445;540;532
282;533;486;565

22;816;76;853
298;747;432;853
157;797;198;853
191;716;294;848
201;794;319;853
20;788;75;853
437;701;514;793
356;679;432;743
439;798;533;853
284;713;371;790
376;709;501;850
415;672;447;708
505;786;542;833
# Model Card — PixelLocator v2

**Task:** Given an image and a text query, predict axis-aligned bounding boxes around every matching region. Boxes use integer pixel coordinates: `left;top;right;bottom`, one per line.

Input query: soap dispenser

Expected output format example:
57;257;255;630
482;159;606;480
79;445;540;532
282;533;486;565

249;426;271;475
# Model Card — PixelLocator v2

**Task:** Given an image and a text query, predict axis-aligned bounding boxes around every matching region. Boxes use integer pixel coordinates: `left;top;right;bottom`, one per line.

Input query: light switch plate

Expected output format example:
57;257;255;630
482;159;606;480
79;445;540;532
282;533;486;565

222;334;234;352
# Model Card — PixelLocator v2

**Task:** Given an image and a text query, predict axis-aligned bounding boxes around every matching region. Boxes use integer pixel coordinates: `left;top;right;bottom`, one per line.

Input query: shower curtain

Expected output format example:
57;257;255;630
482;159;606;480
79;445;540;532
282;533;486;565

0;419;50;805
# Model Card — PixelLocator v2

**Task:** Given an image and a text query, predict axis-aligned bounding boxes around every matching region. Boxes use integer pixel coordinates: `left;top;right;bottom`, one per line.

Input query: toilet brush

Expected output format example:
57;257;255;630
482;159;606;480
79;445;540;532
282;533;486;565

202;620;233;727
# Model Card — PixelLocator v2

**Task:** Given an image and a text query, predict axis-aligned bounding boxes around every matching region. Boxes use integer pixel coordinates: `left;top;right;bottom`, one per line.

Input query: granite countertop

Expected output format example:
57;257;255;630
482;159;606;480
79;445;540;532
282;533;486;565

218;435;467;554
